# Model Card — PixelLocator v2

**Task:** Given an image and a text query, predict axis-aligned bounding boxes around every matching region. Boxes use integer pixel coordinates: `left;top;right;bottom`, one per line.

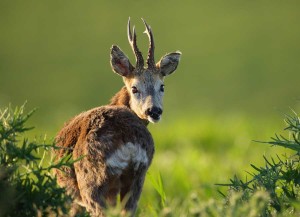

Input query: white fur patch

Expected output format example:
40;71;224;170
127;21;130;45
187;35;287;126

106;143;148;175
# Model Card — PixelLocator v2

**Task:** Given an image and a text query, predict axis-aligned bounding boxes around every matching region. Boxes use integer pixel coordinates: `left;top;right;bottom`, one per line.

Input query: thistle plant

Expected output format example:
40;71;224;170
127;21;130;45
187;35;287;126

218;110;300;216
0;103;76;217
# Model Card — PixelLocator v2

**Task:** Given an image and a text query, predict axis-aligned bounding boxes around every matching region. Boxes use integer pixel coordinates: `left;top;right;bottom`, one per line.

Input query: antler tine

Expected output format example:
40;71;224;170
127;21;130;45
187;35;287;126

127;17;144;70
142;18;155;70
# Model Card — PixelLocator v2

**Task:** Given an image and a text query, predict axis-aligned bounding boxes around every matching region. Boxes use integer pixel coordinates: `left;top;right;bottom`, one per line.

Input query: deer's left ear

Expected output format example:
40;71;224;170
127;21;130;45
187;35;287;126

156;51;181;76
110;45;134;77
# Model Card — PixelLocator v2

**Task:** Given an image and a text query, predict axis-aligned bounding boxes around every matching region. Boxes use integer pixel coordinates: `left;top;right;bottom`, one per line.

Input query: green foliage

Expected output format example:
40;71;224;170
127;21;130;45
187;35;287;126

2;102;300;217
149;190;270;217
0;103;75;217
148;172;167;208
217;111;300;216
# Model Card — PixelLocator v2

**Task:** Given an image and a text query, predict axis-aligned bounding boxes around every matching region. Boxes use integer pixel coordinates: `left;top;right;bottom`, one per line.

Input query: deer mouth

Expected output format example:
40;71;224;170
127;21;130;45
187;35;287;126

146;107;163;123
147;113;161;123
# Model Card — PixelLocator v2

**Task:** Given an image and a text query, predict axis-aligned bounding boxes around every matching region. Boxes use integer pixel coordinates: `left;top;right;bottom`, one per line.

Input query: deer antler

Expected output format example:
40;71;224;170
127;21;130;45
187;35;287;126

142;18;155;70
127;17;144;70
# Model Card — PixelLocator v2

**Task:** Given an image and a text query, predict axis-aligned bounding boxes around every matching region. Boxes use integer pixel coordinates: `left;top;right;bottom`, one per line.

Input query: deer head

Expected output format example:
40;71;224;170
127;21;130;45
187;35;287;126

110;18;181;123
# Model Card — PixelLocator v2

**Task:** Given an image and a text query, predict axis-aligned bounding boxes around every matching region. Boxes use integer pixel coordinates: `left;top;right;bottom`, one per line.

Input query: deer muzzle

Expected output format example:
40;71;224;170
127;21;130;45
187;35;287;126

146;107;163;123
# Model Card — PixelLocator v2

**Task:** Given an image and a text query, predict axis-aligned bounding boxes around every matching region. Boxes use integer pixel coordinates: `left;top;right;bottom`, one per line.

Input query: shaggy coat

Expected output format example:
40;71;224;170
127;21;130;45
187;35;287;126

55;104;154;216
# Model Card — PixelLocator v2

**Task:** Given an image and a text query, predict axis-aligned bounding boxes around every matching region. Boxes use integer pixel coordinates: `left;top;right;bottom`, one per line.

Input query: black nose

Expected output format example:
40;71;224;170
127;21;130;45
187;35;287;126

146;107;163;120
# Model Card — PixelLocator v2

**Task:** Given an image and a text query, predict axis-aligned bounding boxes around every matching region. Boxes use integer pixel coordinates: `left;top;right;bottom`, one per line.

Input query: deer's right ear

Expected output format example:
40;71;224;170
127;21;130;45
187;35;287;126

110;45;134;77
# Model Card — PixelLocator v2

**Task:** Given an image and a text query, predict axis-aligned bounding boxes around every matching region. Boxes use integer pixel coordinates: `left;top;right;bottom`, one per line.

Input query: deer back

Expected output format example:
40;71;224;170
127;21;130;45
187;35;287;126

55;105;154;167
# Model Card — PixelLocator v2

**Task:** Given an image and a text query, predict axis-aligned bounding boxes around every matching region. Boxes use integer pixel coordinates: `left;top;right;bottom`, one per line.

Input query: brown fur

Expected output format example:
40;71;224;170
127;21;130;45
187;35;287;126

54;105;154;216
110;86;130;108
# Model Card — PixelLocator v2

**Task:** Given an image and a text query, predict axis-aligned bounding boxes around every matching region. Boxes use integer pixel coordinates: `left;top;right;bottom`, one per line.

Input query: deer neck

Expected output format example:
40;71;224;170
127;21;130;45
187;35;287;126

110;86;149;126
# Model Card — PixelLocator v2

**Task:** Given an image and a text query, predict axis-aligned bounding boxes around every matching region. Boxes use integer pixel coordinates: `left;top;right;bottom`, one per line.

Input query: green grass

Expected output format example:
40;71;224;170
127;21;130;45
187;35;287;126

1;103;298;216
138;114;292;214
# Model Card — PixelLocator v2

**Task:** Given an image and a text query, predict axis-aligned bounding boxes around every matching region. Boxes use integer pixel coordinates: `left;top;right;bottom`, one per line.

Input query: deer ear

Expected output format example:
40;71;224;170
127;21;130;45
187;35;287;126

110;45;134;77
157;51;181;76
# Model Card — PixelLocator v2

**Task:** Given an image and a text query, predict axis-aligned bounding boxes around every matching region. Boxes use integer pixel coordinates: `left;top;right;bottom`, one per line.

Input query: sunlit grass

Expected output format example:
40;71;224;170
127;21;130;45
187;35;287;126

2;103;298;216
138;113;293;213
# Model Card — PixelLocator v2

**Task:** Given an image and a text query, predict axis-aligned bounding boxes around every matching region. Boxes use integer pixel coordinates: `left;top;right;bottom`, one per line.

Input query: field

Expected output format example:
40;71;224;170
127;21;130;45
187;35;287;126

1;1;300;216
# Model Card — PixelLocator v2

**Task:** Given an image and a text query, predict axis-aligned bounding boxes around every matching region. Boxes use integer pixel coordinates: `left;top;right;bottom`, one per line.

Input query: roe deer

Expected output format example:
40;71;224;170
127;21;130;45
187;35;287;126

54;18;181;217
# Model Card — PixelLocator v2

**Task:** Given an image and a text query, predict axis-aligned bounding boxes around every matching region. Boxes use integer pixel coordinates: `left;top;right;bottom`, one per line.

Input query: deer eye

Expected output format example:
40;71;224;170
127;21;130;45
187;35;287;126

160;84;165;92
131;86;138;94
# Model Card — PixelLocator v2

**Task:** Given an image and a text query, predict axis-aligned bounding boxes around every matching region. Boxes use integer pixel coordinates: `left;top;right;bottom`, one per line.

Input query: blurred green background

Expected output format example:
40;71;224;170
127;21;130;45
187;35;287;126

1;0;300;209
